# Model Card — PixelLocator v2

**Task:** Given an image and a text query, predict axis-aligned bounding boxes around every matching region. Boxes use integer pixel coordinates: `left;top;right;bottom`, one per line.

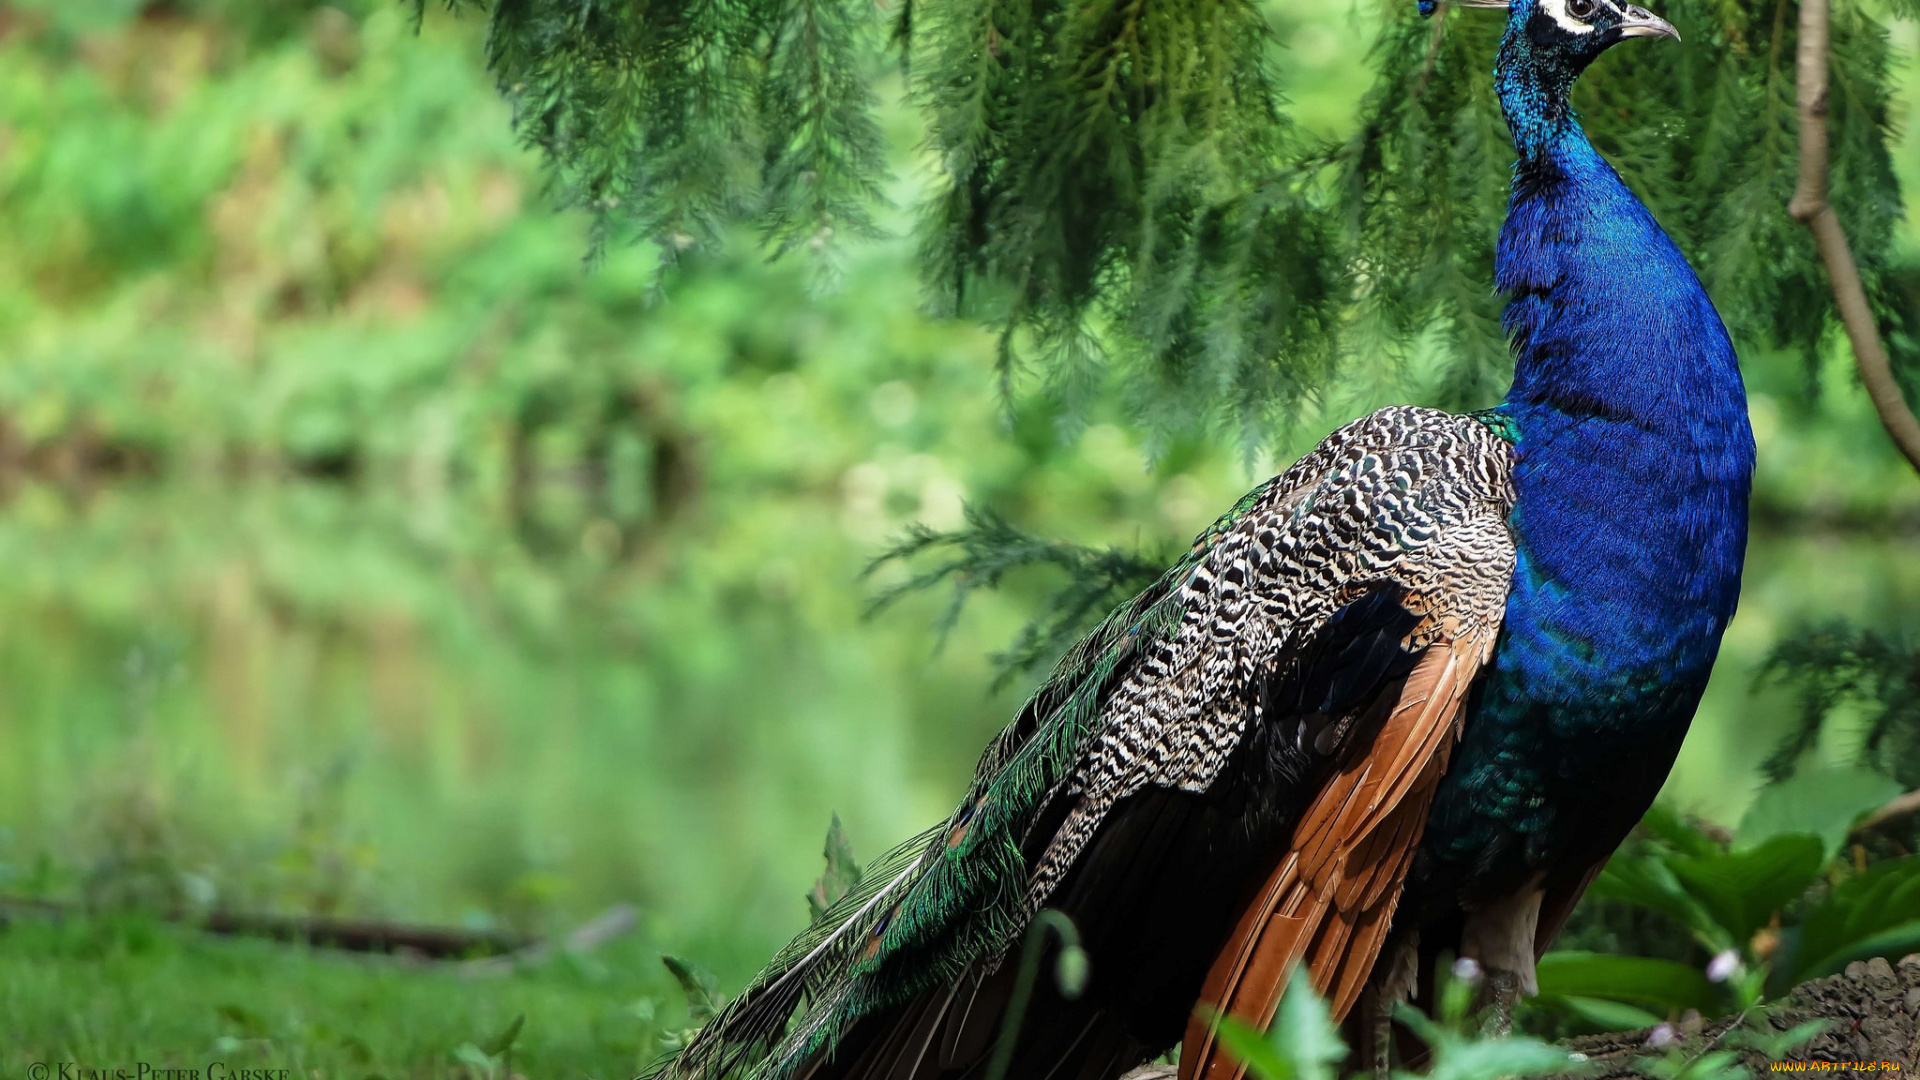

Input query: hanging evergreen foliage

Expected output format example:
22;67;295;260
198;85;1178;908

902;0;1346;437
1760;621;1920;792
430;0;1917;677
419;0;1351;440
429;0;1912;430
865;506;1167;684
422;0;888;257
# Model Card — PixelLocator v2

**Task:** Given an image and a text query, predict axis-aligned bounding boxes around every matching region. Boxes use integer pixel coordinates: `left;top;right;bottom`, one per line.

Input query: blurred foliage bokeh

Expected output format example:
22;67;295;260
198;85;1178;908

0;0;1915;1069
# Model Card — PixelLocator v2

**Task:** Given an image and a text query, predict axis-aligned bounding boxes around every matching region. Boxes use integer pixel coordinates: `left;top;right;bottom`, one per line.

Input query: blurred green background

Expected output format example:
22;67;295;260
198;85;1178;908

0;0;1915;1068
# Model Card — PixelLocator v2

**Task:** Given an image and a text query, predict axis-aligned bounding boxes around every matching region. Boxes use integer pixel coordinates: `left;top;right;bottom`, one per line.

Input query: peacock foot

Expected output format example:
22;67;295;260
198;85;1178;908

1476;966;1522;1038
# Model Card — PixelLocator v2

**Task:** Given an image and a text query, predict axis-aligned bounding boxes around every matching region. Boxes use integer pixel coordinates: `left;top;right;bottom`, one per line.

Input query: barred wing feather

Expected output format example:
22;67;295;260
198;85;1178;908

653;406;1516;1080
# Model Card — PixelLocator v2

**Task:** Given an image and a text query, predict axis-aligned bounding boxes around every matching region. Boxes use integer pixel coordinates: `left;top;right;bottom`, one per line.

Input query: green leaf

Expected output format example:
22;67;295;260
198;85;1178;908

1814;921;1920;975
1212;1017;1297;1080
1667;834;1825;944
478;1013;524;1058
1395;1000;1571;1080
1635;1048;1749;1080
450;1044;495;1077
1595;821;1825;955
1737;765;1901;861
1590;850;1733;951
1268;978;1345;1080
662;955;724;1023
1427;1034;1573;1080
1791;855;1920;982
1205;979;1344;1080
1552;995;1665;1034
806;813;863;922
1535;952;1720;1014
1641;806;1725;859
1726;1018;1829;1060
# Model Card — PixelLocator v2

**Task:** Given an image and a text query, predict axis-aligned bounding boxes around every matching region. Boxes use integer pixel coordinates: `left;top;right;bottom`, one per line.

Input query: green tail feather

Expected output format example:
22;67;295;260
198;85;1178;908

651;479;1280;1080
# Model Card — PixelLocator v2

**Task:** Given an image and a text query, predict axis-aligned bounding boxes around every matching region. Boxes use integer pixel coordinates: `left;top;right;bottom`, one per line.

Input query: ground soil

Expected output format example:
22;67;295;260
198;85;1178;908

1557;954;1920;1075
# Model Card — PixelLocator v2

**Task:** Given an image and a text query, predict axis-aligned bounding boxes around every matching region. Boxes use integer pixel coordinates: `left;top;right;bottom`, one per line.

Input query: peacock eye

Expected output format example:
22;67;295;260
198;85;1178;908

1566;0;1596;17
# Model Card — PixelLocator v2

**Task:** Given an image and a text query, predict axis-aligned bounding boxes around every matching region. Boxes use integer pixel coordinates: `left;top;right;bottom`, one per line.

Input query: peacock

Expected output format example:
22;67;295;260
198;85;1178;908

656;1;1754;1078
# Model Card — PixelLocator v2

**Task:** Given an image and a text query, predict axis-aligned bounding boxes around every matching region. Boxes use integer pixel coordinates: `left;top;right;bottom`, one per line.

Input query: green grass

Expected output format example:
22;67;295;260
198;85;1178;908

0;913;691;1078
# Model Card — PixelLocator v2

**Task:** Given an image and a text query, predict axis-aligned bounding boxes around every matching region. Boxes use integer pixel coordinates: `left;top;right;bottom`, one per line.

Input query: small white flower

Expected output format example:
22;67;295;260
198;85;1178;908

1452;956;1482;983
1706;949;1741;983
1646;1023;1678;1049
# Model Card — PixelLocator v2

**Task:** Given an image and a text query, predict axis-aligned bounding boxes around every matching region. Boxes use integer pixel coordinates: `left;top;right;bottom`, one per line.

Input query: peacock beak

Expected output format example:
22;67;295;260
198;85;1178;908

1615;5;1680;41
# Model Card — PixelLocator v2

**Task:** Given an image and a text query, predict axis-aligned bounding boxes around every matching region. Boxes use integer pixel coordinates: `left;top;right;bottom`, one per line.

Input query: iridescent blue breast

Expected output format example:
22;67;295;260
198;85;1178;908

1409;128;1753;910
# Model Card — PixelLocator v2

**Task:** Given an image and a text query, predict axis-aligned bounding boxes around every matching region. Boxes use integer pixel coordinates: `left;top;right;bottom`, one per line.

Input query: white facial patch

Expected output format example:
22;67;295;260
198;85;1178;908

1539;0;1599;34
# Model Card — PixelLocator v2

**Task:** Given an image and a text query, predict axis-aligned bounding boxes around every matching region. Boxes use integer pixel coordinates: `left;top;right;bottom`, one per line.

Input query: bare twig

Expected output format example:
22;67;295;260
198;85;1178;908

1415;2;1450;98
197;908;534;957
0;896;535;958
460;903;640;978
1788;0;1920;474
0;896;642;971
1849;789;1920;845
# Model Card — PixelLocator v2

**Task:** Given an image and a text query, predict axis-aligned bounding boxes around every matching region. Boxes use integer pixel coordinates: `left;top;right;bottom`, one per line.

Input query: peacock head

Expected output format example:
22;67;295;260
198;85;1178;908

1499;0;1677;65
1458;0;1680;154
1426;0;1677;43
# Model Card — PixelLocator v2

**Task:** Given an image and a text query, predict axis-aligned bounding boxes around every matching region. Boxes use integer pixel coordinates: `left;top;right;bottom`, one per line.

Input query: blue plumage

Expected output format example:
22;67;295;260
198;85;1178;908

1413;0;1754;922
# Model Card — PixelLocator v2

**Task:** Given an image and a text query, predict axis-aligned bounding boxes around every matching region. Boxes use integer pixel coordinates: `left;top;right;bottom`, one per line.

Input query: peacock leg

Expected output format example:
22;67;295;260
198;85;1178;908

1460;886;1541;1039
1477;967;1521;1037
1372;1003;1394;1080
1371;932;1418;1079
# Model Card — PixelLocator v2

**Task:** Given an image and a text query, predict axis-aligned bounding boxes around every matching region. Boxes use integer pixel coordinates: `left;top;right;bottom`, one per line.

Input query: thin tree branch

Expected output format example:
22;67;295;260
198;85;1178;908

1850;788;1920;845
0;895;534;957
1788;0;1920;474
1414;2;1450;99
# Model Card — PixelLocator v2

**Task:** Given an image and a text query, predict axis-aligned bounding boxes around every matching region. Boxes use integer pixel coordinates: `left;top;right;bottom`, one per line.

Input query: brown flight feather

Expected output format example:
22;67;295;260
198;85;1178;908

1177;630;1495;1080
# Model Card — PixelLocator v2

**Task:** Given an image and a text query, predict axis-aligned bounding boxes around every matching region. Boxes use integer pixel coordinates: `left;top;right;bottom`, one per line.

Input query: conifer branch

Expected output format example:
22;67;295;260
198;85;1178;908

1788;0;1920;474
864;506;1168;684
426;0;1916;450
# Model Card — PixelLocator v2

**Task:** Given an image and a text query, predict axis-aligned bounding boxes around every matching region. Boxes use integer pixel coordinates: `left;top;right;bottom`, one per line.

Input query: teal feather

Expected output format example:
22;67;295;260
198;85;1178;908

650;480;1281;1080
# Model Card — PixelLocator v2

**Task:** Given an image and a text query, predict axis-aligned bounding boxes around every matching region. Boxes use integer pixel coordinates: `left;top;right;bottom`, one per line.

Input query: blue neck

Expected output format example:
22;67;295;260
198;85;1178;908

1490;45;1755;674
1409;30;1758;907
1495;29;1585;164
1493;67;1753;468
